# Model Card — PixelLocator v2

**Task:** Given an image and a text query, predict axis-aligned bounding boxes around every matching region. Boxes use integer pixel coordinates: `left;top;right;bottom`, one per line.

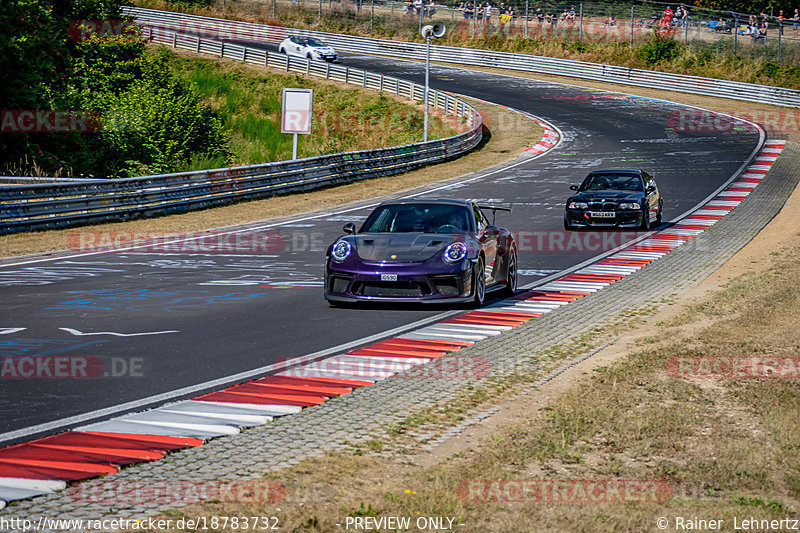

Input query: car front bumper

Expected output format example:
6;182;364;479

565;209;644;228
324;262;476;303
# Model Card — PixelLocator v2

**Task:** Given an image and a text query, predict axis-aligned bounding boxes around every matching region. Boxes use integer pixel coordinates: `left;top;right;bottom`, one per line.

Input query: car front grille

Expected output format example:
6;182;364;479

433;277;460;296
587;201;618;211
329;275;352;293
357;281;430;298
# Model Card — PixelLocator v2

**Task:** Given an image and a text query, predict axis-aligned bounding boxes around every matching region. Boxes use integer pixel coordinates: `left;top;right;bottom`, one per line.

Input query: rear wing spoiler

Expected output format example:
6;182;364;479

478;203;513;225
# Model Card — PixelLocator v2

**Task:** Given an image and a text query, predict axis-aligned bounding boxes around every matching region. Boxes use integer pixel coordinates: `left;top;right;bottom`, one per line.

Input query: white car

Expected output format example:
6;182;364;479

278;36;338;62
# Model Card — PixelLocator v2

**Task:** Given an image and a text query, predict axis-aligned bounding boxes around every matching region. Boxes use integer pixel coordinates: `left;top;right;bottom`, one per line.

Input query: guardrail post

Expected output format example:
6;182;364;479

306;57;311;75
243;47;247;62
326;62;330;79
286;54;290;72
265;50;268;66
172;31;177;48
220;41;224;58
379;74;384;92
363;71;367;88
345;67;349;84
395;78;400;96
196;37;201;53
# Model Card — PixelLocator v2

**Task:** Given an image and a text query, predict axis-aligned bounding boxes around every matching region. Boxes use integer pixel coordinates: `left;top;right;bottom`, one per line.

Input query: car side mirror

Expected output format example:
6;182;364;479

343;222;356;234
569;185;579;191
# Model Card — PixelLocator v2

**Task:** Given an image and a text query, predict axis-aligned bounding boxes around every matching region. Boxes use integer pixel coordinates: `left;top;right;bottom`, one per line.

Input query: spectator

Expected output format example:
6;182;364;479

424;0;435;17
605;14;616;27
464;2;473;19
560;8;568;22
536;7;544;24
484;2;492;23
413;0;423;15
567;5;576;23
680;6;689;28
794;9;799;37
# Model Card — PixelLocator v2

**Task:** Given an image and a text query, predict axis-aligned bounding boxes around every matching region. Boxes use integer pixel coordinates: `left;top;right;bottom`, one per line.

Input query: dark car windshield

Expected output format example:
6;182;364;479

360;204;472;234
304;38;326;47
580;174;644;192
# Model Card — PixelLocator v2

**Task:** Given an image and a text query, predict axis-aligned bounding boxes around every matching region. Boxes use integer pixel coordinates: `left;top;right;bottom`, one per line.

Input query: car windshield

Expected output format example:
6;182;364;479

580;174;643;192
305;38;326;47
360;204;472;234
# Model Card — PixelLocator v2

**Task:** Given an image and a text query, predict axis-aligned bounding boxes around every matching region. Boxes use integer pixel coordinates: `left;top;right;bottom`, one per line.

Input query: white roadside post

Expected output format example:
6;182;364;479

281;88;314;160
421;22;445;143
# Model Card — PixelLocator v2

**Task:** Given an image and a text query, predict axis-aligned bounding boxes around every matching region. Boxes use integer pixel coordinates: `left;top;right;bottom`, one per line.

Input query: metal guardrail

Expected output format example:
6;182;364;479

0;26;482;235
125;6;800;108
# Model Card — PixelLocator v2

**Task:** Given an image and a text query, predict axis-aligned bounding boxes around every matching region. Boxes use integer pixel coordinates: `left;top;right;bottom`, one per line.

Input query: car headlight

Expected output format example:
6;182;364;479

568;201;589;209
331;240;352;262
443;242;468;263
618;202;640;210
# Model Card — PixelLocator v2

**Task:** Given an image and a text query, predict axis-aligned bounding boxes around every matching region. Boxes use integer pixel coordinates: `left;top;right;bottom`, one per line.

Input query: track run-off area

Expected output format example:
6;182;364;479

0;29;775;509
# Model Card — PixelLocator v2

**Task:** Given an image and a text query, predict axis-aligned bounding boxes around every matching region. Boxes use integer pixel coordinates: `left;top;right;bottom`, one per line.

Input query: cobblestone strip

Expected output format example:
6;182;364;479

2;143;798;528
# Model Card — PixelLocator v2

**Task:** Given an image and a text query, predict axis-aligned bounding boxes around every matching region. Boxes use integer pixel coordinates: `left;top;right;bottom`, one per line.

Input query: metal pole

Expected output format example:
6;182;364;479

319;0;322;22
273;0;276;19
471;3;476;38
524;0;528;38
684;5;688;44
579;1;583;40
370;0;374;32
292;133;298;160
778;19;783;61
733;14;738;55
424;35;431;142
630;1;634;45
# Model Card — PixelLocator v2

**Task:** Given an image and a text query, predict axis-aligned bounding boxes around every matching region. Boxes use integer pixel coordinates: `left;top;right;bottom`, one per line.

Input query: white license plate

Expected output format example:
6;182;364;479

381;274;398;281
590;211;616;218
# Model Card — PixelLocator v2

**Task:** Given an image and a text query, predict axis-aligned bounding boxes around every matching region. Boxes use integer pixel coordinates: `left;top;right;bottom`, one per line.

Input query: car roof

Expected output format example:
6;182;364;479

587;169;646;177
375;198;473;208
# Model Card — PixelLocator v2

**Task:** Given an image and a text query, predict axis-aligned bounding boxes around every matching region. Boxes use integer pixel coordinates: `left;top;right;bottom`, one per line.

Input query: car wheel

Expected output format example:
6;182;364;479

563;216;573;231
279;47;286;54
307;53;313;59
640;204;651;230
471;257;486;308
655;200;663;225
503;249;517;297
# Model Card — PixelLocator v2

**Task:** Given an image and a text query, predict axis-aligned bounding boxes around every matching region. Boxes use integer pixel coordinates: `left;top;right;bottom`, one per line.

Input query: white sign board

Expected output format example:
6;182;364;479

281;88;313;134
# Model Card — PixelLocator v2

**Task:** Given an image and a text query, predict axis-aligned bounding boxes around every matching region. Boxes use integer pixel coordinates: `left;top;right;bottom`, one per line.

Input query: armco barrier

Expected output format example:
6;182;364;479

125;7;800;108
0;28;481;235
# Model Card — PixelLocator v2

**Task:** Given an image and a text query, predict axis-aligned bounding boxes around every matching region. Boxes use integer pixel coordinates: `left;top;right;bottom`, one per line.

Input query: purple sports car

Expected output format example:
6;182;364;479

324;199;517;306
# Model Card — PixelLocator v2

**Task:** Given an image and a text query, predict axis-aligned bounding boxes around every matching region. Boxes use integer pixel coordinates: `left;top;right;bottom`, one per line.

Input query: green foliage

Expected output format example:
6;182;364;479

91;49;229;176
1;0;229;178
637;34;680;66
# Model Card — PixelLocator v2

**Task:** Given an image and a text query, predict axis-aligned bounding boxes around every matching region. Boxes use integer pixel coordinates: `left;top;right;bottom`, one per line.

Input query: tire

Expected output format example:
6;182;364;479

471;257;486;308
563;217;573;231
503;249;517;297
279;47;286;54
655;200;663;225
640;204;651;230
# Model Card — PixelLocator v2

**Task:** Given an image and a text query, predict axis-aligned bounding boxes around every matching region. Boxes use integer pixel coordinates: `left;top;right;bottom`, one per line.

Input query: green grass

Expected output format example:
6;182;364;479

163;50;457;168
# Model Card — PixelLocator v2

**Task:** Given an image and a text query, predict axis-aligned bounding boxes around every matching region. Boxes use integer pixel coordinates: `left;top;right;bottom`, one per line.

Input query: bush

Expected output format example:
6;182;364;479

637;35;680;66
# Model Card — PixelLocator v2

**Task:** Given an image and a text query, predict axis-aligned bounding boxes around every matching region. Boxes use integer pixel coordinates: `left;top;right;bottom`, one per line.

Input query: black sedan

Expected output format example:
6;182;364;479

564;169;663;230
324;199;517;307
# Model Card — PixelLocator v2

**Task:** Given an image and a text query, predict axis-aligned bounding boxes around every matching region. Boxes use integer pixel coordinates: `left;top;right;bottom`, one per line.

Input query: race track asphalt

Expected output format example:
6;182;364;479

0;49;760;441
